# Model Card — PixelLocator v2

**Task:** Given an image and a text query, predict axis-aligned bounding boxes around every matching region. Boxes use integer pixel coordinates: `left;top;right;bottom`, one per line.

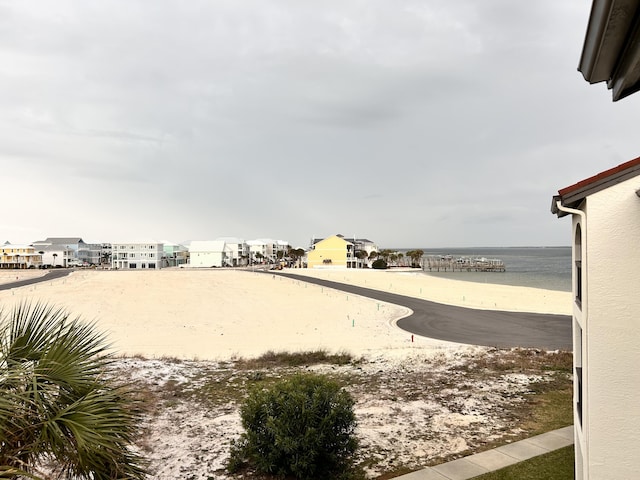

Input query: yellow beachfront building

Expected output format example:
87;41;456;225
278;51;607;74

307;235;358;269
0;243;43;269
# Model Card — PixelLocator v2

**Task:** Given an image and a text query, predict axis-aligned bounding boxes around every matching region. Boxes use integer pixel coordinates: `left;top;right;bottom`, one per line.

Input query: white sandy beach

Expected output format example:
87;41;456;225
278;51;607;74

0;268;573;478
0;267;571;361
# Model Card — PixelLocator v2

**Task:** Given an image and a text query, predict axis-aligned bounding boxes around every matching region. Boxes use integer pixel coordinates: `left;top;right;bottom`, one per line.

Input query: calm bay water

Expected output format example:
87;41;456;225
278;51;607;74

399;246;572;292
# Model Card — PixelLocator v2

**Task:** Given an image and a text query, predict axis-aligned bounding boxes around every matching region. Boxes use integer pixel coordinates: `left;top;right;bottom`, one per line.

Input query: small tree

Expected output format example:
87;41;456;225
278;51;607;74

229;374;358;479
406;249;424;268
372;258;388;269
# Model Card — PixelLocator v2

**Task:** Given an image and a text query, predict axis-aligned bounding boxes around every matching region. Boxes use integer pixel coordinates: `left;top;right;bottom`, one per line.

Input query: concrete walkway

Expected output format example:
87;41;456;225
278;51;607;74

395;426;574;479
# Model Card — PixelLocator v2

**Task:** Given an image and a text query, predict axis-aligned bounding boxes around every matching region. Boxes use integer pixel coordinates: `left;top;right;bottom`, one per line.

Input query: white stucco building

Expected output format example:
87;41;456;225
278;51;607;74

552;156;640;479
214;237;249;266
246;238;290;264
111;242;164;270
39;247;74;268
188;240;231;268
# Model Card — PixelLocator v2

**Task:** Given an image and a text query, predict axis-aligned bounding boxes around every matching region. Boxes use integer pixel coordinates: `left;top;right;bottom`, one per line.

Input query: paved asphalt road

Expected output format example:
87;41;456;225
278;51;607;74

0;269;73;292
275;272;572;350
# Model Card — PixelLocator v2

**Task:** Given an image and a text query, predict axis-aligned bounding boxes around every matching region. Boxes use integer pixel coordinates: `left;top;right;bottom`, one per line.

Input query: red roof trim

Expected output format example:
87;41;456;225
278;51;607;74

558;155;640;196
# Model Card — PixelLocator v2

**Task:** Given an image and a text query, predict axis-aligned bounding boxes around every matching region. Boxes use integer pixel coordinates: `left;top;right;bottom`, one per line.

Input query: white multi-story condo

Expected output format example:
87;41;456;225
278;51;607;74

111;242;164;270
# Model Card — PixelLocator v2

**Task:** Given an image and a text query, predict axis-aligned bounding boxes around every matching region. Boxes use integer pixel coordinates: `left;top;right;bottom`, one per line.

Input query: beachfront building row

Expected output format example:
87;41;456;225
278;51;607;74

188;238;289;268
2;234;382;270
110;238;292;269
112;242;188;268
0;237;292;269
33;237;109;267
1;238;102;269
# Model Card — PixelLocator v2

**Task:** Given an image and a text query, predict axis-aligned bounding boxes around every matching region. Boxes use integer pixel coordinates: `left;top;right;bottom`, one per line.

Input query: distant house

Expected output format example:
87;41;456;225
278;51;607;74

338;236;379;267
306;235;355;269
188;240;231;268
0;242;42;269
306;235;376;269
33;237;104;266
111;242;164;270
552;156;640;480
214;237;250;267
247;238;290;264
39;246;74;268
246;239;271;264
162;242;189;267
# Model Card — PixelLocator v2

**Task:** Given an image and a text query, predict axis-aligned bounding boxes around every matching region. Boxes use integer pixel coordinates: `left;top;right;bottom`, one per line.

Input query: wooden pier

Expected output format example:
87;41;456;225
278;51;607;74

424;255;505;272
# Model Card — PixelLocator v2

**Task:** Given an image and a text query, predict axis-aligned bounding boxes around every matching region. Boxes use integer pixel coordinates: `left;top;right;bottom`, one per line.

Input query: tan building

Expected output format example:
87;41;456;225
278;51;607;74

0;243;42;269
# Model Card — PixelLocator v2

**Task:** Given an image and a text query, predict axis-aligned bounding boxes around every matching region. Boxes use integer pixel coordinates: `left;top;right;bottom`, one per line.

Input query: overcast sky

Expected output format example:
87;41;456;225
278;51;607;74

2;1;639;249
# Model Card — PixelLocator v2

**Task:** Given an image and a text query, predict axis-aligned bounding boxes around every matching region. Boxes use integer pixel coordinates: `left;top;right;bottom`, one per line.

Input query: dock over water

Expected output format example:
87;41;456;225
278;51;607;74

424;255;506;272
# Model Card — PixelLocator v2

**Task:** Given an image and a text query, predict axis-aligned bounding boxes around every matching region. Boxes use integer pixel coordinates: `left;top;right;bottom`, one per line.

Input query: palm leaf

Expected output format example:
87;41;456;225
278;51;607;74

0;301;147;479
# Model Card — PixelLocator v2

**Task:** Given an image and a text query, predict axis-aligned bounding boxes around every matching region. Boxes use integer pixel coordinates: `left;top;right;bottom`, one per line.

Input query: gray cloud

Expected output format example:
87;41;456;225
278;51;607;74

1;0;637;248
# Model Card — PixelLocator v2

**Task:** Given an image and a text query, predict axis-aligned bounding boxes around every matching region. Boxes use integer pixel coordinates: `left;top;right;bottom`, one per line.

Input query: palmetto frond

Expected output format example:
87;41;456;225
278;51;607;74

0;301;146;479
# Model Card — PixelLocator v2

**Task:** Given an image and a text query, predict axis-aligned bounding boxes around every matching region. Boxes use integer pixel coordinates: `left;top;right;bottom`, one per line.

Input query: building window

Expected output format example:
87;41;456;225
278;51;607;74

576;365;583;426
130;263;137;269
574;321;584;428
575;261;582;304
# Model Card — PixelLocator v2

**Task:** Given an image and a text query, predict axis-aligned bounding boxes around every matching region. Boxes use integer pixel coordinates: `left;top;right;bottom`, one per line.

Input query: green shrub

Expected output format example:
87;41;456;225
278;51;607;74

371;259;388;269
228;373;358;479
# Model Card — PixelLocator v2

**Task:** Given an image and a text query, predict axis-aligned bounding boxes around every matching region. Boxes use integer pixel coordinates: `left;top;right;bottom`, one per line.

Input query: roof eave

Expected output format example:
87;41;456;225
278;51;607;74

578;0;640;101
552;156;640;216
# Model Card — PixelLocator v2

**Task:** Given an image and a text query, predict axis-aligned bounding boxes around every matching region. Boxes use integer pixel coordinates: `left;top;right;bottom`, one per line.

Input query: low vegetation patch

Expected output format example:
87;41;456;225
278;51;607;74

113;347;573;479
235;349;357;369
228;374;358;479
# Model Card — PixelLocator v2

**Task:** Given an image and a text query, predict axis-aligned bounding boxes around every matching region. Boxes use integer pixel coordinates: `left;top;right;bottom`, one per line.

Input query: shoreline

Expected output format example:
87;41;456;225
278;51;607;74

420;269;571;294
